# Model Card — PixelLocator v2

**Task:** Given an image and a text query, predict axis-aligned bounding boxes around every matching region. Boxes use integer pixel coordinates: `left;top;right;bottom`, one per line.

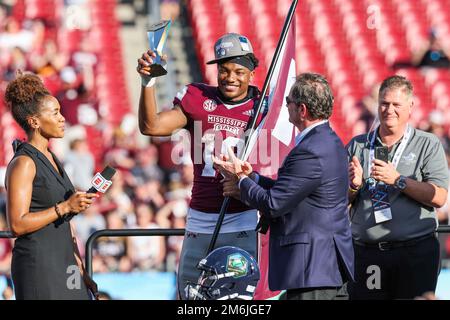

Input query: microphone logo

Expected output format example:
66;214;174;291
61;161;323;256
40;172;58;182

91;173;112;193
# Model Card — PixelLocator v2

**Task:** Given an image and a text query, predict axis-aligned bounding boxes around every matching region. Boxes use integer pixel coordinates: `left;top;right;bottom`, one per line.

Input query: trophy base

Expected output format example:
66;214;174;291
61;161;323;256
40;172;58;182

149;64;167;77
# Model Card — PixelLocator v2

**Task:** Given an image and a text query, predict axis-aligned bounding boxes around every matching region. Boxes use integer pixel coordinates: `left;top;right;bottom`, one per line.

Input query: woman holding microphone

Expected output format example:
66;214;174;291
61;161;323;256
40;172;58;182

4;72;99;299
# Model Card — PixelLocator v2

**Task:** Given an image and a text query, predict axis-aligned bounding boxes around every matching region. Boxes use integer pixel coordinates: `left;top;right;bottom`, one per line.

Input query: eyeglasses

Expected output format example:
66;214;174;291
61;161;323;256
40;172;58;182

285;96;295;105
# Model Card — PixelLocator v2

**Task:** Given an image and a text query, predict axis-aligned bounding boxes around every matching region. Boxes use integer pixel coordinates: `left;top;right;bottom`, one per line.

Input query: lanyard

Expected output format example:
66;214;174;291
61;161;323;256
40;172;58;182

367;125;412;176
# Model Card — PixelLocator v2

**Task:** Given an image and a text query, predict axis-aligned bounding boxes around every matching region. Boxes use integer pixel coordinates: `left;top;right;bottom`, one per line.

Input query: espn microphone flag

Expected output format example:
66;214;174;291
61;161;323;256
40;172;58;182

243;10;297;301
88;166;116;193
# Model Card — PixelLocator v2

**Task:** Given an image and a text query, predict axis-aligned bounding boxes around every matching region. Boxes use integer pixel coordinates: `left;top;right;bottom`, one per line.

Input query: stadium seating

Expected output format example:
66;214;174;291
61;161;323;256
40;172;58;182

1;0;449;164
89;0;131;127
186;0;450;144
1;0;132;167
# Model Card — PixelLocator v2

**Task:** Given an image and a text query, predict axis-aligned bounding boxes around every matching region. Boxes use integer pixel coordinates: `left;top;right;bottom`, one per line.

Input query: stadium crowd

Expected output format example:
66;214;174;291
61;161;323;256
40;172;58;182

0;0;449;300
0;0;190;299
0;129;193;299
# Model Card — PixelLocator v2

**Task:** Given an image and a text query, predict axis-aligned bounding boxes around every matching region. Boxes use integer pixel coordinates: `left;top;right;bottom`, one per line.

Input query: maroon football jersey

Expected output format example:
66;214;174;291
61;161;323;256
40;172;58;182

173;83;261;213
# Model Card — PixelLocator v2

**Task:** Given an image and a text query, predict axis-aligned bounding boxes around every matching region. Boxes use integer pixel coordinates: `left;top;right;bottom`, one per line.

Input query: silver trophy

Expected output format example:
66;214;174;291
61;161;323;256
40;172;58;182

146;20;171;77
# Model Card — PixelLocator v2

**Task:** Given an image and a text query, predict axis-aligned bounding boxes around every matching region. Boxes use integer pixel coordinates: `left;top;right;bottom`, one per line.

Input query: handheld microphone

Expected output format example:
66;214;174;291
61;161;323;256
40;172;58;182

63;166;117;221
87;166;116;193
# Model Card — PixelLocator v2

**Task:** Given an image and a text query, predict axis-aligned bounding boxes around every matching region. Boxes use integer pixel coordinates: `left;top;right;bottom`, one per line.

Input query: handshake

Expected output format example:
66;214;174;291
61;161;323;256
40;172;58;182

212;146;253;200
213;147;269;234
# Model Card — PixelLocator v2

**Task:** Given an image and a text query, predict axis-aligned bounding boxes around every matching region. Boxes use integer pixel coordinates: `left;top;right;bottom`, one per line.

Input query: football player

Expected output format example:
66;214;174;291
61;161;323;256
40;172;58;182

137;33;262;299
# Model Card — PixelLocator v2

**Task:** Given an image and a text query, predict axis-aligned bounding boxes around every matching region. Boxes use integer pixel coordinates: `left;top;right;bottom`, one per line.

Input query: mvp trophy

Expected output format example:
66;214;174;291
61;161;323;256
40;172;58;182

146;20;172;77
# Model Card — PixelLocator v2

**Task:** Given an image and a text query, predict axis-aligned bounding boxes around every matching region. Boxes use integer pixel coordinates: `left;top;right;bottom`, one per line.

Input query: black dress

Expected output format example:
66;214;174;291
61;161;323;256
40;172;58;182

10;142;90;300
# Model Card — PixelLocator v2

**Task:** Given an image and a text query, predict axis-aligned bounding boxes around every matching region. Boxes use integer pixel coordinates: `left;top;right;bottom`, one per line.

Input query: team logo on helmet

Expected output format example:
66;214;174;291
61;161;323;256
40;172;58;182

203;99;218;112
226;253;248;278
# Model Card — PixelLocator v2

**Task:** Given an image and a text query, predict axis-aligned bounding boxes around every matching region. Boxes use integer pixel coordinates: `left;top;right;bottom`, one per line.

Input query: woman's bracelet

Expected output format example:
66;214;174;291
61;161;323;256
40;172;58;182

55;202;63;219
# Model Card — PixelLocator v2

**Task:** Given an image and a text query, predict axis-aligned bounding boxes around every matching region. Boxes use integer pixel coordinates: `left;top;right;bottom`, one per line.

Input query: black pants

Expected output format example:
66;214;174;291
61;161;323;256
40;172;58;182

349;235;440;300
286;283;349;300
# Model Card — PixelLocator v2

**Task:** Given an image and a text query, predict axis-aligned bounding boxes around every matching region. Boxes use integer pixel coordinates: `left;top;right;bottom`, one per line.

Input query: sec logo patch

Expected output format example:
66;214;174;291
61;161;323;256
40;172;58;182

203;99;218;112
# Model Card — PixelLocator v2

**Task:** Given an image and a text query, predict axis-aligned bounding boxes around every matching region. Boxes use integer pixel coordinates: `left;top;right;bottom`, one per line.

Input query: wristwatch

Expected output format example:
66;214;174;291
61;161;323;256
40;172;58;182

395;175;407;190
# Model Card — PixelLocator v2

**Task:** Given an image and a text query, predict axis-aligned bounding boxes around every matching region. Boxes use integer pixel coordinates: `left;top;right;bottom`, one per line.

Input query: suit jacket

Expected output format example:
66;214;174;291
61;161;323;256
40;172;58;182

240;122;354;291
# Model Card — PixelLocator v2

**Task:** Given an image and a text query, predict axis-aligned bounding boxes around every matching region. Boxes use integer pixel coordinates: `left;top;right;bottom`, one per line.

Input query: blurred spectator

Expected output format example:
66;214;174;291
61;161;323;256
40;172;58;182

0;5;8;31
103;170;134;221
1;46;28;83
27;19;46;55
92;254;108;273
104;129;136;171
163;201;188;272
29;39;68;97
72;203;106;250
0;17;34;52
167;156;193;198
64;138;95;190
30;39;68;75
57;64;98;127
160;0;180;21
0;2;193;297
355;83;380;133
71;36;96;93
426;110;450;153
134;180;165;209
412;29;450;69
152;136;177;173
95;210;132;273
57;65;83;125
127;203;166;271
130;144;163;186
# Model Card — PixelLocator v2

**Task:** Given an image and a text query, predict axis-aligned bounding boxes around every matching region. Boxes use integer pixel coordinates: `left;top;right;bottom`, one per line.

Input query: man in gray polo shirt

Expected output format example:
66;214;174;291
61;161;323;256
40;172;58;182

347;75;449;300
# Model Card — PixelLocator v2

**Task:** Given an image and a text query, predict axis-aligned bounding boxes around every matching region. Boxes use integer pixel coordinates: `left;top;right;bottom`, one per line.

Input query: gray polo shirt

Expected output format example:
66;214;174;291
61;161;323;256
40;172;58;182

347;127;449;243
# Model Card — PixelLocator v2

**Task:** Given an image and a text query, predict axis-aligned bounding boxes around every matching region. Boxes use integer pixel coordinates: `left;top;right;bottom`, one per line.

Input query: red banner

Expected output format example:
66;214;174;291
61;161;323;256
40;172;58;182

244;16;297;300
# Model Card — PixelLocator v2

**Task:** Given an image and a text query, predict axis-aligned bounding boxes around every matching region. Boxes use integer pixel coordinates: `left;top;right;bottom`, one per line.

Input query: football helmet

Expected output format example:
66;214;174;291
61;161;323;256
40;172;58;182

185;246;260;300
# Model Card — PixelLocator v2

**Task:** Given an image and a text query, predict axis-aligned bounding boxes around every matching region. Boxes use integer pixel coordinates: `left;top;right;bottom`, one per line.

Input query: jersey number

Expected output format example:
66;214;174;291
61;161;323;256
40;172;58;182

201;134;244;177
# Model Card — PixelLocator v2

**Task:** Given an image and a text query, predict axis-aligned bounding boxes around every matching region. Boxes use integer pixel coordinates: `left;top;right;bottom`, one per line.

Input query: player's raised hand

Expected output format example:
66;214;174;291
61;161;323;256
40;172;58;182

137;50;168;76
137;50;156;76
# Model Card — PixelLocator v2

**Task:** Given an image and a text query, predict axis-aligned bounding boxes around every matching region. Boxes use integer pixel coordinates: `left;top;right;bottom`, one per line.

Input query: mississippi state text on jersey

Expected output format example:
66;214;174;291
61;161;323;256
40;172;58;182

173;83;261;213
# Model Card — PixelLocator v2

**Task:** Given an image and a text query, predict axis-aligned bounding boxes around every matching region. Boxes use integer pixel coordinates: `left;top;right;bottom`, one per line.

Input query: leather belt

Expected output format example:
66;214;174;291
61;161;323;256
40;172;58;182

353;232;436;251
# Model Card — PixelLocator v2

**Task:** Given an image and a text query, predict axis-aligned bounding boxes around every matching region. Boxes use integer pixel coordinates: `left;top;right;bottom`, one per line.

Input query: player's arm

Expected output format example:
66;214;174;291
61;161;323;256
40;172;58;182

137;50;187;136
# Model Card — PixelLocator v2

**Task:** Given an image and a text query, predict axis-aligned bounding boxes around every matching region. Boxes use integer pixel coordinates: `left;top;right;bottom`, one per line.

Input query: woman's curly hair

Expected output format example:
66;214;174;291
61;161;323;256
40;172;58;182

4;72;50;134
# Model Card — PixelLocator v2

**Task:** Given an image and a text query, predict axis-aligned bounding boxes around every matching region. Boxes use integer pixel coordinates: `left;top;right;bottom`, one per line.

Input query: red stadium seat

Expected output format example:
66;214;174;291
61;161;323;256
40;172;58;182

186;0;450;142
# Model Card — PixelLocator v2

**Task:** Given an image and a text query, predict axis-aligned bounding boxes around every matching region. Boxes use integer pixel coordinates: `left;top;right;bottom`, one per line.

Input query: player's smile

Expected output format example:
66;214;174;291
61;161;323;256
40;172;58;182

223;83;240;92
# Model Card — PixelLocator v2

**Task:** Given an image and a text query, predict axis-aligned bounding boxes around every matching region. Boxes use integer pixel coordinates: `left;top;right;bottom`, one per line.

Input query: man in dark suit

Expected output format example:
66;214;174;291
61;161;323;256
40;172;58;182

213;73;354;300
